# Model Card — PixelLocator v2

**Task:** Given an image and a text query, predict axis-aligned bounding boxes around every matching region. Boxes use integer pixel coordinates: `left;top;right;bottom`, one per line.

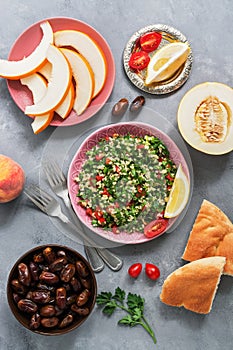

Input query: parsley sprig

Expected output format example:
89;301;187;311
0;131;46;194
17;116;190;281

96;287;157;344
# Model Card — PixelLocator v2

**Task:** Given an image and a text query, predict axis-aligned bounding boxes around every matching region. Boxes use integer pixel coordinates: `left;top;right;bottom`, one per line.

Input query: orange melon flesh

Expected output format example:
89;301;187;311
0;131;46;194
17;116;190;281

20;73;54;134
31;111;54;134
38;61;75;119
54;30;106;98
0;21;53;80
55;81;75;119
60;48;94;115
25;45;72;116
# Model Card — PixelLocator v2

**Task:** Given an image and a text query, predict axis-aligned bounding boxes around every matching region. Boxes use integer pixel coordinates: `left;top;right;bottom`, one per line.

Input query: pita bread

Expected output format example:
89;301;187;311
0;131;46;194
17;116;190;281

160;256;226;314
182;199;233;275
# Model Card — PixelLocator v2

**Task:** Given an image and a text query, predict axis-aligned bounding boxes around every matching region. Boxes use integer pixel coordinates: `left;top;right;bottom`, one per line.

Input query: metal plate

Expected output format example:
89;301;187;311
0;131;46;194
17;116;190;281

123;24;193;95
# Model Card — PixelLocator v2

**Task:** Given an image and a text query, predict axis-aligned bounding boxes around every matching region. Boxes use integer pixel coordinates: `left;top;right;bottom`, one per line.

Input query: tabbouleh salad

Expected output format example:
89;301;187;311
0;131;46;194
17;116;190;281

75;133;177;234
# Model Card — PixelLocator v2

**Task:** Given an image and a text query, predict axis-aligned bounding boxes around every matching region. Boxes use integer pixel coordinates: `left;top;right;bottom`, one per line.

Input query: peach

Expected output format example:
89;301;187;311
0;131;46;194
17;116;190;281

0;155;25;203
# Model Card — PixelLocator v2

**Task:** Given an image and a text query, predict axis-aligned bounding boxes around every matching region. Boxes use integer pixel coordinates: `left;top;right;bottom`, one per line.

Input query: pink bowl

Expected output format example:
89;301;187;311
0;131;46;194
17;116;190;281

68;122;191;244
7;17;115;126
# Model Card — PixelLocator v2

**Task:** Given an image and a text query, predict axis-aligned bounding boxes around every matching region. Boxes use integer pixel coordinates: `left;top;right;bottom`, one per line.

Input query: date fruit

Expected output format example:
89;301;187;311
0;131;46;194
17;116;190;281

17;299;38;314
41;317;59;328
111;98;129;117
70;277;82;292
29;261;39;281
60;264;76;283
33;253;44;263
40;305;56;317
9;246;94;332
49;257;67;272
130;95;145;112
76;261;89;278
39;271;59;284
59;314;73;329
30;290;51;304
11;279;27;294
29;312;41;330
56;287;66;310
76;289;90;307
71;304;90;316
18;263;31;287
43;247;56;264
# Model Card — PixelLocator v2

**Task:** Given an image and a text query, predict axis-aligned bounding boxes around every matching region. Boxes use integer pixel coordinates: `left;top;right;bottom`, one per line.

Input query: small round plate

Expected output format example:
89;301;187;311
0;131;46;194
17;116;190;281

7;17;115;126
68;121;191;245
123;24;193;95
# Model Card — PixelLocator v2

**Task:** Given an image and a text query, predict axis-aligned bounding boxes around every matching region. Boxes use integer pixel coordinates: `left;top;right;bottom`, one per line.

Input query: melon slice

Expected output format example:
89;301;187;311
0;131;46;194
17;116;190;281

55;81;75;119
177;82;233;155
60;48;94;115
31;111;54;134
20;73;54;134
38;61;75;119
25;45;72;116
54;30;106;98
0;21;53;80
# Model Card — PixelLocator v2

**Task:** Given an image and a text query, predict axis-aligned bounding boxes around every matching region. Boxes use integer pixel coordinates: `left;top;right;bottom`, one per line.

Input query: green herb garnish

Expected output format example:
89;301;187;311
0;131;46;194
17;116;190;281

96;287;157;344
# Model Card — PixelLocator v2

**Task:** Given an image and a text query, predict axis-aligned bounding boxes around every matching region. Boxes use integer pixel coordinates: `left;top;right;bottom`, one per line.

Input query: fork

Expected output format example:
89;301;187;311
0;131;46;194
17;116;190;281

43;160;123;272
24;184;123;272
43;162;105;272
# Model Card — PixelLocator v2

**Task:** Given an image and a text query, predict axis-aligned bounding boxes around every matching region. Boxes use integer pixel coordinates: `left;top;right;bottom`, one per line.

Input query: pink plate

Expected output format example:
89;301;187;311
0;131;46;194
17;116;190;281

7;17;115;126
68;122;191;245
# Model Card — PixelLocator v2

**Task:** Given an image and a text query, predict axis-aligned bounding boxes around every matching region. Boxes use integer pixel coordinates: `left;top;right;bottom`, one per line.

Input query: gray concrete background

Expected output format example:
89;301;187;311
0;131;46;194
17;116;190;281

0;0;233;349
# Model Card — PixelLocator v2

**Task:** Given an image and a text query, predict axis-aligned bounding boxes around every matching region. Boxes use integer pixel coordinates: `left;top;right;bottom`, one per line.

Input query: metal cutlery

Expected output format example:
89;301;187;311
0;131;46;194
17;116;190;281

24;184;123;272
43;160;123;272
43;160;104;272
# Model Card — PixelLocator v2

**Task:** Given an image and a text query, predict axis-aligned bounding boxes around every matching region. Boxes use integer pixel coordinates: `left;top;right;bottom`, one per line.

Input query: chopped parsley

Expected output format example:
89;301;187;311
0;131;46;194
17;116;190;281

75;133;176;234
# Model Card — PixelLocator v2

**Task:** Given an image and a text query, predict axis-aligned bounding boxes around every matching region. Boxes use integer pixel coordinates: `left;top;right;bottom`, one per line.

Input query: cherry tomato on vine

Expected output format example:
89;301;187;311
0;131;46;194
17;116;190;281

128;263;142;278
139;32;162;52
145;263;160;280
144;219;168;238
129;51;150;71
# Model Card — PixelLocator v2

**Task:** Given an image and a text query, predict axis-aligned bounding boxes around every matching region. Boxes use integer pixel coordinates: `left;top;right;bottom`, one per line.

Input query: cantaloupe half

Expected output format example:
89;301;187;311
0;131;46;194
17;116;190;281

38;61;75;119
20;73;54;134
177;82;233;155
0;21;53;80
25;45;72;116
60;48;94;115
54;30;107;98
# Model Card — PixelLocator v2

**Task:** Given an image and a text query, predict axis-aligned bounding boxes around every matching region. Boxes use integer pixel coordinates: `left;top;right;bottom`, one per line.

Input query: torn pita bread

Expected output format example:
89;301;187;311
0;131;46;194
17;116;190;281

182;199;233;275
160;256;226;314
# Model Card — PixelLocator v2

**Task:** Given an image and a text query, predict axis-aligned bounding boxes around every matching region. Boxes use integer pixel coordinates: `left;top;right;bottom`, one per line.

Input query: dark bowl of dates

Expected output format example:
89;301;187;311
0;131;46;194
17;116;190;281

7;244;97;335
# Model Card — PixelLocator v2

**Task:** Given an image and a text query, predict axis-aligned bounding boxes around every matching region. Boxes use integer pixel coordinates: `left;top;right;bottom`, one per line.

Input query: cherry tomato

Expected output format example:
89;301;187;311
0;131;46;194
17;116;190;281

128;263;142;278
139;32;162;52
94;210;103;220
105;158;112;165
145;263;160;280
96;175;104;181
129;51;150;71
165;173;174;182
95;154;104;161
86;208;93;216
112;225;118;234
144;219;168;238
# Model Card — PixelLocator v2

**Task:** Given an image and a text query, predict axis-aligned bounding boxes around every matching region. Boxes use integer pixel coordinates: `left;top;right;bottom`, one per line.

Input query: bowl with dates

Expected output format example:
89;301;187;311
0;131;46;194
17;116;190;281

7;244;97;335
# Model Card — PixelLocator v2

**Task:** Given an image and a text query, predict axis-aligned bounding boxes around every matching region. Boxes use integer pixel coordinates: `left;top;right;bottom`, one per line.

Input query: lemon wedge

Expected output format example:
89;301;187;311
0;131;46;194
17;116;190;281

164;164;190;218
145;42;190;84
